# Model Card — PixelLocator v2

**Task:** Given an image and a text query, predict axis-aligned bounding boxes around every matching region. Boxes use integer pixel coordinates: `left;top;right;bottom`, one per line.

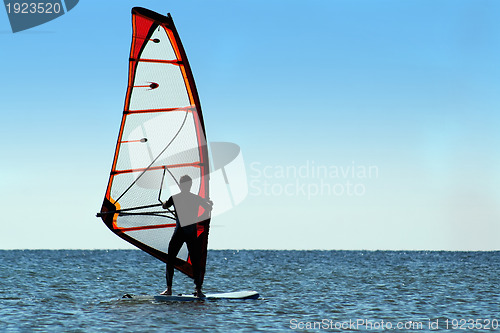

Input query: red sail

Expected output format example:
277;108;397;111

98;7;210;281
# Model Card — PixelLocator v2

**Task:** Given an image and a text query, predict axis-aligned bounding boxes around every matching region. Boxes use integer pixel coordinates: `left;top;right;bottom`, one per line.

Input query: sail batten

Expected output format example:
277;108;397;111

124;106;196;115
130;58;183;65
113;162;204;175
98;7;210;282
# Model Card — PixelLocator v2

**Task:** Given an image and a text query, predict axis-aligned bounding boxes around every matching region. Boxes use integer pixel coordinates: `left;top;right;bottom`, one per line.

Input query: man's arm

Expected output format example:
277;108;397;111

198;197;213;211
162;196;174;209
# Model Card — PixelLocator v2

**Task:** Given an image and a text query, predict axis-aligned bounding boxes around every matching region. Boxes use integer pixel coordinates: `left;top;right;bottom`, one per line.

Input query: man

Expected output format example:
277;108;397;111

161;175;213;297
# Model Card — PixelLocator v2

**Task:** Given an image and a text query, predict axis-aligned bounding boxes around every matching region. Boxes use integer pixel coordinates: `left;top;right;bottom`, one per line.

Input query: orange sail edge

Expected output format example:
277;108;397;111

98;197;120;230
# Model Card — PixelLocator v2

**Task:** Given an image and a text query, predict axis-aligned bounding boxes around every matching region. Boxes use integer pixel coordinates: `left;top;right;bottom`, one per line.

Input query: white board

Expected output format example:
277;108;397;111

122;290;259;302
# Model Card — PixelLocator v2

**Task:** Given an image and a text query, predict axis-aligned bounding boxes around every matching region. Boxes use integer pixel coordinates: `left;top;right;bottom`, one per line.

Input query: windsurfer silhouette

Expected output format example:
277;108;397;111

160;175;213;297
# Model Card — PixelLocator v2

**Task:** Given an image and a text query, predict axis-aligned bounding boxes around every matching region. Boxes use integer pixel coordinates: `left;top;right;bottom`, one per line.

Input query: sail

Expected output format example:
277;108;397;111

98;7;210;281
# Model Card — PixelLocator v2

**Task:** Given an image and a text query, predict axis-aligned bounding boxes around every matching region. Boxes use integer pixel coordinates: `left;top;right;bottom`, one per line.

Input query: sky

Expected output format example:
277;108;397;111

1;0;499;250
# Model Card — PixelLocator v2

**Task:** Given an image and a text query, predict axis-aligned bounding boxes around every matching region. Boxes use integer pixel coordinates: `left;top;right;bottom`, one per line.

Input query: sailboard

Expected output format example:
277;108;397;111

97;7;211;284
122;291;260;302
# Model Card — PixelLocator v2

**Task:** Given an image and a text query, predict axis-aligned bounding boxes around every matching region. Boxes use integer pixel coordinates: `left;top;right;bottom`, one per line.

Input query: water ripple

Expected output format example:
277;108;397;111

0;250;498;331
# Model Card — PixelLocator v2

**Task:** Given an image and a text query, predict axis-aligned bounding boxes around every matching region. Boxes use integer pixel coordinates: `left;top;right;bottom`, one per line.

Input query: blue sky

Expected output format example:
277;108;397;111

1;0;499;250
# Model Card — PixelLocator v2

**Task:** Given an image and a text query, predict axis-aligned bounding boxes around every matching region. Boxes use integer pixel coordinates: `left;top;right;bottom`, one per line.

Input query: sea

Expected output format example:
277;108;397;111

0;250;499;332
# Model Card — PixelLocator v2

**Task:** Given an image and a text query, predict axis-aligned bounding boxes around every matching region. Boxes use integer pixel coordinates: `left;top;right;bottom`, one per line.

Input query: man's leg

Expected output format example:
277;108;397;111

185;231;203;295
163;229;184;294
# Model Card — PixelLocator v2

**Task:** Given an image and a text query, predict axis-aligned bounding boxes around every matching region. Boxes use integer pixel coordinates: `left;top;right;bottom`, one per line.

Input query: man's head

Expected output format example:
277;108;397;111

179;175;192;192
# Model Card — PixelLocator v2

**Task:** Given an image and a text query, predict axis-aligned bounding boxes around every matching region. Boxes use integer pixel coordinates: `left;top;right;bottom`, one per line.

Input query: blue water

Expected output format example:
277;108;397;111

0;250;499;332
